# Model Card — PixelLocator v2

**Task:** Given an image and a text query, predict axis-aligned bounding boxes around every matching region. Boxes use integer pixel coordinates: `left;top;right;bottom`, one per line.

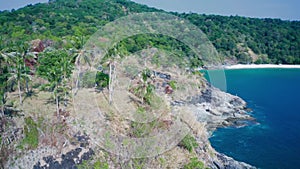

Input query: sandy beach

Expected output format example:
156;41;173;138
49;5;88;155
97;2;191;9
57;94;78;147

224;64;300;69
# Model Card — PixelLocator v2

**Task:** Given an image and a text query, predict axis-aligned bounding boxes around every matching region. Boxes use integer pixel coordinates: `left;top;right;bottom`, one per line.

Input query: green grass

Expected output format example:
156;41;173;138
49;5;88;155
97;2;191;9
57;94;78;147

18;117;39;149
179;134;198;152
131;121;152;138
130;120;161;138
77;160;109;169
169;80;177;90
183;158;207;169
132;158;146;169
94;160;109;169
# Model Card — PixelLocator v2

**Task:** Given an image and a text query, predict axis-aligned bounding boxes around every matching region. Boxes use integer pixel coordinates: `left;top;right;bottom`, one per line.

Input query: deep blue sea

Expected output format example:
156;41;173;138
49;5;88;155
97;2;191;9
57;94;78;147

204;68;300;169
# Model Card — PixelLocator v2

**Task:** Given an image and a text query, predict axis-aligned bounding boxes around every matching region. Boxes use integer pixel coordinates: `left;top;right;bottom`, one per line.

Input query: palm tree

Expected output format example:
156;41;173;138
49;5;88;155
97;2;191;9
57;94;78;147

73;49;91;91
70;36;92;93
0;52;9;116
107;59;115;104
131;68;155;105
37;49;74;117
61;50;74;108
3;47;31;106
103;53;121;104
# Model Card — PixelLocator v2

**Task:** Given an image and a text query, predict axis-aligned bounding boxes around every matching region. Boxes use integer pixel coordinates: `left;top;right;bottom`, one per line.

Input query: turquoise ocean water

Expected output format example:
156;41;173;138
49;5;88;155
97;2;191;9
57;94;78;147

204;68;300;169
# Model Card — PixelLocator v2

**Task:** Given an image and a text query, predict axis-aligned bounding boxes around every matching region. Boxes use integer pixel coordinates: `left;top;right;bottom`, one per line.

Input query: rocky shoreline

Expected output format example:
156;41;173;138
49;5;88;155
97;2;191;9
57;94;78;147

194;84;256;169
169;80;256;169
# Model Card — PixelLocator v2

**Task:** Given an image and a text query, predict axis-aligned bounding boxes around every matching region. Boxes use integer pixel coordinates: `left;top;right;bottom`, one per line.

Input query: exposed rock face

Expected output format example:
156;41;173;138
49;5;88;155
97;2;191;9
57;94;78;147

213;153;255;169
190;86;255;132
33;147;94;169
189;82;256;169
6;133;93;169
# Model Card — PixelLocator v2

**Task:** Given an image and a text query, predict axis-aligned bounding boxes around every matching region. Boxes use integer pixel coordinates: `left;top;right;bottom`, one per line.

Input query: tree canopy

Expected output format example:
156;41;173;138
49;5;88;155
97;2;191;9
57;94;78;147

0;0;299;64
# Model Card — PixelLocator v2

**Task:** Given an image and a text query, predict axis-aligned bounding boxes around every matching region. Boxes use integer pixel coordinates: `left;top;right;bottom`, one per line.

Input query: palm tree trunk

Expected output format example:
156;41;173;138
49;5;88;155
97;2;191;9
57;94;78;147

56;94;59;119
109;62;112;104
74;57;81;95
63;74;68;108
0;105;4;117
25;79;29;93
54;86;59;119
75;71;80;89
18;80;22;105
0;92;7;117
64;90;67;108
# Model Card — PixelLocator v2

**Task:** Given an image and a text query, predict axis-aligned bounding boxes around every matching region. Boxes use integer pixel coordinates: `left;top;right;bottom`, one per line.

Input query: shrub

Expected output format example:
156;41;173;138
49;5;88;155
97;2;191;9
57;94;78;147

169;80;177;90
77;160;109;169
93;160;109;169
19;117;39;149
81;71;96;88
80;71;109;89
131;121;152;138
183;158;206;169
179;134;198;152
95;72;109;89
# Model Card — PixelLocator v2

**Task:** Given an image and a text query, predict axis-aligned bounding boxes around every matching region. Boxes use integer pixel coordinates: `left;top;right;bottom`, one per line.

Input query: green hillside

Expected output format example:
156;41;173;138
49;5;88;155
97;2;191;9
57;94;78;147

0;0;299;64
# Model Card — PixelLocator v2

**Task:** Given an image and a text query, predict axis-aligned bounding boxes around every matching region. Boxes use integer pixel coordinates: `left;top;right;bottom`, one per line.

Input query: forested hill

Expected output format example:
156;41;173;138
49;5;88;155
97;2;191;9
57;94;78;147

0;0;299;64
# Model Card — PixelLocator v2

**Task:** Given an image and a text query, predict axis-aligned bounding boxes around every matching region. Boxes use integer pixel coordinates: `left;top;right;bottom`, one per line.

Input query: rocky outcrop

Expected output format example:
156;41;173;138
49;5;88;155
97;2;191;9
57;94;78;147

6;133;93;169
212;152;255;169
190;85;255;132
33;147;94;169
188;82;256;169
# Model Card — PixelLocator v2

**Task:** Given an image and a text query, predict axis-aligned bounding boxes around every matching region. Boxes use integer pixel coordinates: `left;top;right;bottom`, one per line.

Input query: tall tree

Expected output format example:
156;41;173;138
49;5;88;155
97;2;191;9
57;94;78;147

70;35;92;93
37;49;74;117
3;44;32;106
0;52;9;116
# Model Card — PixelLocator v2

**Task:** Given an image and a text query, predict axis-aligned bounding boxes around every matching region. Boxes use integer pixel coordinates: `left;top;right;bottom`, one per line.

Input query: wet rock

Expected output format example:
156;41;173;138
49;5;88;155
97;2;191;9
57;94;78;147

213;161;222;169
229;98;244;107
212;153;256;169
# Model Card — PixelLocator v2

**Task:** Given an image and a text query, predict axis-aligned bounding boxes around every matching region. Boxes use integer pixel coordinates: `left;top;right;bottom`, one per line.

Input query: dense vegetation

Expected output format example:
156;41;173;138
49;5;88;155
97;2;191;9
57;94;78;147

0;0;299;64
179;13;300;64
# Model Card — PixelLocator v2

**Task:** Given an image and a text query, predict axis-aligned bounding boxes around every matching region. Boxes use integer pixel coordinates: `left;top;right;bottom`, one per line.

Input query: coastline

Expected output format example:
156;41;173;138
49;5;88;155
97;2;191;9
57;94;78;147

187;82;256;169
224;64;300;69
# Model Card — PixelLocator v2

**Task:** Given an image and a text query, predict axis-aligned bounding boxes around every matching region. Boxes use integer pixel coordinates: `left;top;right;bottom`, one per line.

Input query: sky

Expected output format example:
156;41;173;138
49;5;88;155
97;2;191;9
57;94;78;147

0;0;299;21
0;0;48;11
132;0;300;21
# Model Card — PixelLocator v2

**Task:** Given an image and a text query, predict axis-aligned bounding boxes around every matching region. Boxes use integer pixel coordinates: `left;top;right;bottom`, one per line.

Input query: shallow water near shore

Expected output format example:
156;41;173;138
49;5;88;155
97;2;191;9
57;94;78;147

203;68;300;169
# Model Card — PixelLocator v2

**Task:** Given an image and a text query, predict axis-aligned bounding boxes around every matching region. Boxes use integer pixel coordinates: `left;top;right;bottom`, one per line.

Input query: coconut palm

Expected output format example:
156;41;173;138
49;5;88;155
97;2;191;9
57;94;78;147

3;45;32;106
70;36;93;95
0;52;9;116
102;53;122;104
37;49;74;117
60;50;74;108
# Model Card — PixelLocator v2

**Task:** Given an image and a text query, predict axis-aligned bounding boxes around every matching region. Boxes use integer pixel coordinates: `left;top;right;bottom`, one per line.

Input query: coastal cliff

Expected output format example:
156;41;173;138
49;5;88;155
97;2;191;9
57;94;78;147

188;82;256;169
3;78;256;169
